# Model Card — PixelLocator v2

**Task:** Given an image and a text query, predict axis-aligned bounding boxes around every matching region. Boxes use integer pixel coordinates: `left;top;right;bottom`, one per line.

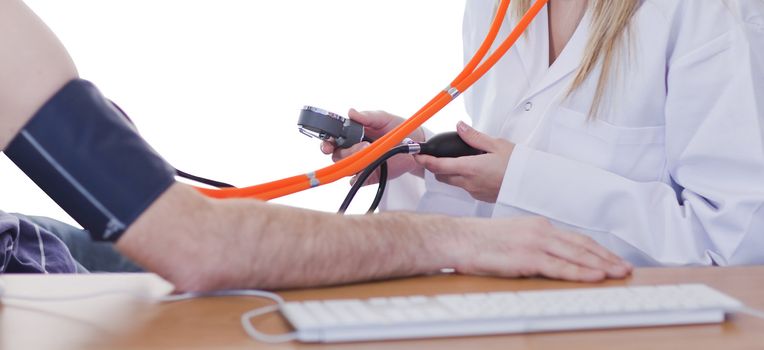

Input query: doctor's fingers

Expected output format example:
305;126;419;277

331;142;370;163
320;140;335;155
349;109;425;143
552;230;632;270
348;109;395;130
348;109;412;139
350;170;380;187
456;121;501;153
434;174;468;189
321;141;337;154
415;155;473;175
542;235;631;279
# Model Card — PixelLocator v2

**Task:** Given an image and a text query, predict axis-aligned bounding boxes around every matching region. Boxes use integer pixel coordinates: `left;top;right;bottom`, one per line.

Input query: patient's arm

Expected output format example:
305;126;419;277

120;183;630;291
0;0;630;291
0;0;78;150
119;183;461;290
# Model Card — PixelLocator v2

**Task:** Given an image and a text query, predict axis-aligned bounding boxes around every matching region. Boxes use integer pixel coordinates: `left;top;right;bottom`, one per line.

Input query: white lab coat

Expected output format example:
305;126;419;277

386;0;764;266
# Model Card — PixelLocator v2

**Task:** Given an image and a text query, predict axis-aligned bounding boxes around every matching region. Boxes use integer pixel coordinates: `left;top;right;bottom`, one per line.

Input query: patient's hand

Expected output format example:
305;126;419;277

320;109;426;185
454;216;633;282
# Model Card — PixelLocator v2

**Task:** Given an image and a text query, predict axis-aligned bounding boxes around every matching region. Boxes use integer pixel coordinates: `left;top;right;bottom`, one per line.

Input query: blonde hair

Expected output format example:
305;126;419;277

511;0;640;115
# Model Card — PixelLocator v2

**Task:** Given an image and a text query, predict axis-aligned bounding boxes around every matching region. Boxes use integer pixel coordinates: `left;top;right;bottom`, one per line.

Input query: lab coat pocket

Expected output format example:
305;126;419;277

548;108;666;182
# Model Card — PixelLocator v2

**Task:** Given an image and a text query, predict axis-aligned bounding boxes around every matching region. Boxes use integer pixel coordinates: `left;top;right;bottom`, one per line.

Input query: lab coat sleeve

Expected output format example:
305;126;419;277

496;25;764;266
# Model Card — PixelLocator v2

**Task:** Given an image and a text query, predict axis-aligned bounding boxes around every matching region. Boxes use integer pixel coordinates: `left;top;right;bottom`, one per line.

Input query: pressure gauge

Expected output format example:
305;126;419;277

297;106;365;148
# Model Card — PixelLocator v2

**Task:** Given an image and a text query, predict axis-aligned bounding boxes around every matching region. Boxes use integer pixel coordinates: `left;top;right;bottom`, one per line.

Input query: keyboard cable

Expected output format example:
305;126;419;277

0;282;297;343
160;290;298;343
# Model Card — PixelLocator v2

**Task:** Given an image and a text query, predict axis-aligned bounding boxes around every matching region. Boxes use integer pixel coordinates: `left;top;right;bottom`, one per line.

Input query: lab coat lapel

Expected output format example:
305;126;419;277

516;9;591;107
513;3;549;96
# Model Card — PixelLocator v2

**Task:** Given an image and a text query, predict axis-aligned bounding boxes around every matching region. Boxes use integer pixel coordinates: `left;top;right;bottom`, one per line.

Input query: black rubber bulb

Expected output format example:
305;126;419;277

419;131;486;158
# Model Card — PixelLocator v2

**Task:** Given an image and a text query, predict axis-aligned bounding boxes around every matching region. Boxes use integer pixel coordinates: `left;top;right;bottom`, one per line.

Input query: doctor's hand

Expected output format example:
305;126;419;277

416;121;514;203
454;216;632;281
320;109;426;185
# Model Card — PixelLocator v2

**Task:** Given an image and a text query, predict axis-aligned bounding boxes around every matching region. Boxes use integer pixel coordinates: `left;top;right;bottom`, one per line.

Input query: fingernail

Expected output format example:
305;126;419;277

457;121;469;132
362;142;370;148
320;143;327;153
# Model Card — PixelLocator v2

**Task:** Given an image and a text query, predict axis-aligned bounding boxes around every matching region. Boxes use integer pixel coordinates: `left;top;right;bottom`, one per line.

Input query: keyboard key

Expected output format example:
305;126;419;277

367;297;388;306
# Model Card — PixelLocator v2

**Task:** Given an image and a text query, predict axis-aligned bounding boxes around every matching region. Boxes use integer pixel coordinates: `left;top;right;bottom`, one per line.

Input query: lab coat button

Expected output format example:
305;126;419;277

524;101;533;111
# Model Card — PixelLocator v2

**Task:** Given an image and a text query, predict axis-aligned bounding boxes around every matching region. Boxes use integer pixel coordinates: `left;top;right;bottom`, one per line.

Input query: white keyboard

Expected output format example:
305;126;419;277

281;284;743;343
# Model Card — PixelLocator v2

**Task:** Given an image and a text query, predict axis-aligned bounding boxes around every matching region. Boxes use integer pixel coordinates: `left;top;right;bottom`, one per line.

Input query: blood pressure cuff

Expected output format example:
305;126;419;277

4;79;176;242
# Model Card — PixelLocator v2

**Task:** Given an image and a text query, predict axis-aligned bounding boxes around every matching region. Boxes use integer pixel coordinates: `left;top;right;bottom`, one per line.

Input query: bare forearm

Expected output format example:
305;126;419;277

234;201;455;289
117;183;459;291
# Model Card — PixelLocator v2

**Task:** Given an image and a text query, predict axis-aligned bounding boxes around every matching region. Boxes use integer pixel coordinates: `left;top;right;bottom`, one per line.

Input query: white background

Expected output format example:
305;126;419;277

1;0;469;225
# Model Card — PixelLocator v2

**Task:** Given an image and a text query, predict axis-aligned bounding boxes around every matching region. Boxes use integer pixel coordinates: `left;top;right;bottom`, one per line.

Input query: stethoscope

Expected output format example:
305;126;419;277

192;0;548;203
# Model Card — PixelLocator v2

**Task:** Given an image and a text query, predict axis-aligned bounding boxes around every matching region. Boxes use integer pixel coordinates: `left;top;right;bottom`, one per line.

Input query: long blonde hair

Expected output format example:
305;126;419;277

511;0;640;115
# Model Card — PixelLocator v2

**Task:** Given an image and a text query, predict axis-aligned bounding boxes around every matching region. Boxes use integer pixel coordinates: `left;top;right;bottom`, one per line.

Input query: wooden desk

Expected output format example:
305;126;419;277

2;267;763;350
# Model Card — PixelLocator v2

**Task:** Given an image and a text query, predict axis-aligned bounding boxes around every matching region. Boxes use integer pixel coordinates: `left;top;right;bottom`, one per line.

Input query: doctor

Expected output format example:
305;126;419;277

324;0;764;266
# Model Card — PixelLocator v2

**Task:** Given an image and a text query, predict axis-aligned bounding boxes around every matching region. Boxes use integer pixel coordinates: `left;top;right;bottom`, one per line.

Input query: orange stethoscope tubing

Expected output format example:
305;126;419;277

196;0;549;201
